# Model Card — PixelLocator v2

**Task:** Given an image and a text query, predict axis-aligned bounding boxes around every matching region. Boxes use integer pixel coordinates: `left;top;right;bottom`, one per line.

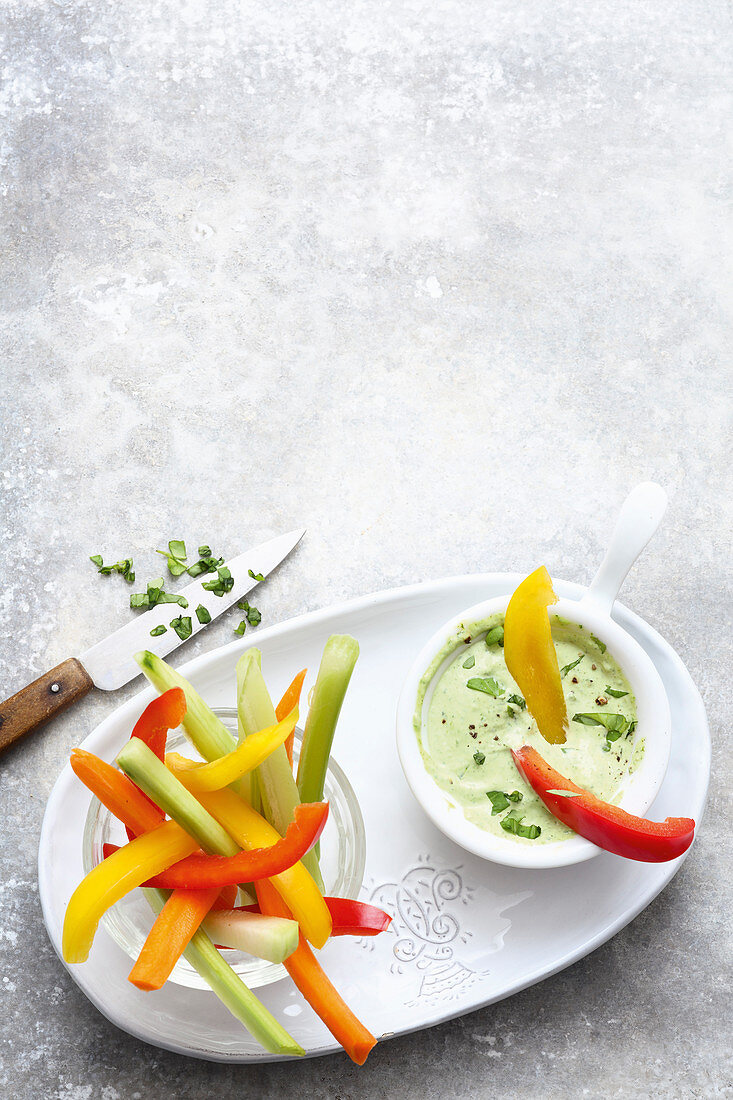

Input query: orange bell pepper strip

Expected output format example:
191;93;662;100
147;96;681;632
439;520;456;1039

256;878;376;1065
70;749;163;836
100;802;329;889
276;669;307;767
188;784;332;948
63;820;199;964
163;707;298;792
504;566;567;744
127;886;221;991
512;745;696;861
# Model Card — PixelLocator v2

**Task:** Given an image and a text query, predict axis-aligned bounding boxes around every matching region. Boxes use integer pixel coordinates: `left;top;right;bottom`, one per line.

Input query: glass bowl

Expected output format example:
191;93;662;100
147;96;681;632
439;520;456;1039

83;708;366;990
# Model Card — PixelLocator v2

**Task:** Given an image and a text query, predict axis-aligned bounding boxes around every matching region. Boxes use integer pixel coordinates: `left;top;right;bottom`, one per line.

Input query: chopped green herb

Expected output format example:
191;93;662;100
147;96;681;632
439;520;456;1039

590;633;607;653
187;554;223;578
158;592;189;608
248;569;265;582
573;711;630;752
202;565;234;597
130;592;149;609
507;790;523;803
246;606;261;626
560;654;584;678
197;545;211;557
467;676;505;698
195;604;211;625
486;791;510;815
237;598;250;611
234;620;247;636
473;751;486;766
506;705;516;718
605;686;629;698
169;615;192;641
572;712;630;735
463;655;476;669
500;813;541;839
507;693;526;709
485;625;504;648
546;789;582;797
149;625;167;637
628;720;637;735
91;556;135;582
156;540;189;577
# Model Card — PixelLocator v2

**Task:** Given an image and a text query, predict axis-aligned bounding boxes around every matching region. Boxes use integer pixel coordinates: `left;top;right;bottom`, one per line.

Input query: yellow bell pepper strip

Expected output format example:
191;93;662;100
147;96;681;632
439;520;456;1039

182;780;333;949
166;707;298;792
504;566;568;744
62;820;199;964
256;878;376;1065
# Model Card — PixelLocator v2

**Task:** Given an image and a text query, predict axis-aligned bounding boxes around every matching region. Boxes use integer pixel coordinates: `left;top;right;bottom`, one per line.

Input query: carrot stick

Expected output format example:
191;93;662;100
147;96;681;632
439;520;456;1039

72;747;222;989
70;749;163;836
128;887;220;991
255;878;376;1065
277;670;306;768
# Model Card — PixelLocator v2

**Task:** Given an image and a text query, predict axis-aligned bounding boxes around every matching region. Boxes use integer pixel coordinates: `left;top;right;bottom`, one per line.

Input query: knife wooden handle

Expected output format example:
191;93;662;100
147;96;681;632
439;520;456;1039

0;659;94;754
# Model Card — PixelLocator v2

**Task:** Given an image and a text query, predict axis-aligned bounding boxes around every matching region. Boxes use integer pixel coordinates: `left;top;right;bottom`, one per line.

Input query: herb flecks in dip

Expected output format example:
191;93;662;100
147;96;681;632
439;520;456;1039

415;614;640;844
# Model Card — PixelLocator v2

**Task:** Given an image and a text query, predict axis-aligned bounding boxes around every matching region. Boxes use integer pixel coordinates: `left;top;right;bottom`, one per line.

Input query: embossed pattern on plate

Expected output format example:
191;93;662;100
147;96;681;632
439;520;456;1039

38;575;710;1062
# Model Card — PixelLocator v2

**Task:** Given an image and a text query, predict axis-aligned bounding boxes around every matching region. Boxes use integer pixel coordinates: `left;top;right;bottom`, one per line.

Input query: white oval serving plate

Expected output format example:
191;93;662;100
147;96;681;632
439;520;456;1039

38;574;710;1063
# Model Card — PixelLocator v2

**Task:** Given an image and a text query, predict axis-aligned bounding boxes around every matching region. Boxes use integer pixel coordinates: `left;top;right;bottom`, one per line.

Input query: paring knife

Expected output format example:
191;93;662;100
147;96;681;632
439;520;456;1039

0;529;305;755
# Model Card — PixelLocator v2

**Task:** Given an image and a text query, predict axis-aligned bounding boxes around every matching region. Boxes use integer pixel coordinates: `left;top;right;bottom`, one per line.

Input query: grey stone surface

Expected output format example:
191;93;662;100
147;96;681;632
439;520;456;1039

1;0;731;1095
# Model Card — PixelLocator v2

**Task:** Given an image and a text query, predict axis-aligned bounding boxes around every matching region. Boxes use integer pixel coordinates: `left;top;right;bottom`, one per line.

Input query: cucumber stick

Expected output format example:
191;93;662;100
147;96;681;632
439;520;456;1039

297;635;359;804
203;910;299;964
236;651;324;891
116;739;239;856
135;650;237;761
144;889;303;1056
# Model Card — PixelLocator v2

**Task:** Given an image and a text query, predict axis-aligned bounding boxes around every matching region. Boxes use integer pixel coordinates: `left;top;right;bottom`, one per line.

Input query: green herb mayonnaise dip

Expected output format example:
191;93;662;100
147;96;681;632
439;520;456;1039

414;614;642;844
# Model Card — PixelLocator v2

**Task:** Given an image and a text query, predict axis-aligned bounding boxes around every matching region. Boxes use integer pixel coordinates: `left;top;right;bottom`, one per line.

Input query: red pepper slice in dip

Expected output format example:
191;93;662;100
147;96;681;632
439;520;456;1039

511;745;695;862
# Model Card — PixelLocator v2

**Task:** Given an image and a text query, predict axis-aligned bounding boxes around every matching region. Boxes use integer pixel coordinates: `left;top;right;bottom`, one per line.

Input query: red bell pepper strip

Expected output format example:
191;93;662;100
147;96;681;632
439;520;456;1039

230;897;391;937
511;745;695;862
101;801;329;888
126;688;187;838
131;687;186;760
256;878;376;1065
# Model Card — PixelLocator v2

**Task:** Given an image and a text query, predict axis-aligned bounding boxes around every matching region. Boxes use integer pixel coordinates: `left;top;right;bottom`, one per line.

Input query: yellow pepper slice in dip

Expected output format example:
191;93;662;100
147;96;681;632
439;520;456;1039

504;566;568;745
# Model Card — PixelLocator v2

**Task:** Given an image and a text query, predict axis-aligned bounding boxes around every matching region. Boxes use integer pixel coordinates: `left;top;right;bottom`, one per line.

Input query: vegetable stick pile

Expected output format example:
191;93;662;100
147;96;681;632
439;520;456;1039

63;636;390;1063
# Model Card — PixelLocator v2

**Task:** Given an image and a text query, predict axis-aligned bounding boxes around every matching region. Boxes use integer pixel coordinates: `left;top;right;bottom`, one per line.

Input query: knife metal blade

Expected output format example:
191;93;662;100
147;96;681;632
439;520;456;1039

80;528;305;691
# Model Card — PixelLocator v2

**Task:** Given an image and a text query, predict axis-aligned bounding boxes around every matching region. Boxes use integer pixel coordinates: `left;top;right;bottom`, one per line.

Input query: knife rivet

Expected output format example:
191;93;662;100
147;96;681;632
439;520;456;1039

50;683;61;694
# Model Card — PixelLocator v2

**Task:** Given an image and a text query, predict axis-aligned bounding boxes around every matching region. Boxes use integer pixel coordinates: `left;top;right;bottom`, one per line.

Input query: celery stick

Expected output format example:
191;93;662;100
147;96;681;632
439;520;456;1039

135;650;236;761
117;739;239;856
297;634;359;804
203;910;299;964
144;889;303;1056
237;651;324;890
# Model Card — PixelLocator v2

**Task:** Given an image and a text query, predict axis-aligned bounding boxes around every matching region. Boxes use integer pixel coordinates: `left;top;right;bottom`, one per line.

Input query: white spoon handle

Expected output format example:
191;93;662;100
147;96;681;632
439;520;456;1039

583;482;668;614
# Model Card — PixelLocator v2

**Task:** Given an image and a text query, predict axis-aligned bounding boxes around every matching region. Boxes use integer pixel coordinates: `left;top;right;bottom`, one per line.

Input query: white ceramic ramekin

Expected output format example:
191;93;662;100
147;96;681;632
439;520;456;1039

396;483;672;870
